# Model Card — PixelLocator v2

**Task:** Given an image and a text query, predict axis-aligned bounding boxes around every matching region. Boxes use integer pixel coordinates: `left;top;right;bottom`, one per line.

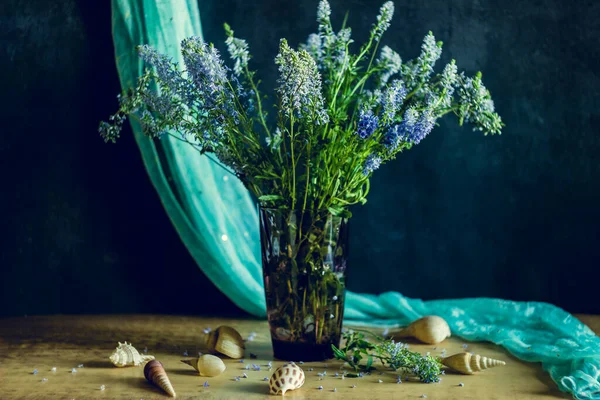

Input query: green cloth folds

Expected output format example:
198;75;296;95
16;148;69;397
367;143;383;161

111;1;600;398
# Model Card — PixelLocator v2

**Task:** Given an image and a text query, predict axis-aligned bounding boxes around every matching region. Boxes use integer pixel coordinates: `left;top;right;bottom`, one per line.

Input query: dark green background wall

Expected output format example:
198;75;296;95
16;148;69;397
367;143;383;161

1;0;598;318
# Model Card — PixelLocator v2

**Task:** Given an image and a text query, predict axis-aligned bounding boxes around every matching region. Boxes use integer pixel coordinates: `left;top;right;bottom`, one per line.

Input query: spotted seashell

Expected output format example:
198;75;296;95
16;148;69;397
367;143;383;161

269;362;305;395
109;341;155;367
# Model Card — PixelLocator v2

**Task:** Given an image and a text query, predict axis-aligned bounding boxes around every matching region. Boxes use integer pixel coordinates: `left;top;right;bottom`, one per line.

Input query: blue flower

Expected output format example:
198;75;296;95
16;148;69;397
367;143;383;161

317;0;331;28
397;108;436;145
414;32;442;80
331;28;353;67
402;32;442;92
377;46;402;87
182;37;228;93
438;60;458;108
137;45;181;90
363;154;382;176
181;37;239;124
275;39;329;125
383;124;400;149
224;26;250;76
379;80;407;124
372;2;395;41
356;109;379;139
456;72;502;134
302;33;323;62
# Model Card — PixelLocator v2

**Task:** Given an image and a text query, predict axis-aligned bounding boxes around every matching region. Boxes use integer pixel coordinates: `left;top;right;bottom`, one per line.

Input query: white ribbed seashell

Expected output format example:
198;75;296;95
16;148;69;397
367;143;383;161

442;352;506;375
109;341;155;367
269;362;305;395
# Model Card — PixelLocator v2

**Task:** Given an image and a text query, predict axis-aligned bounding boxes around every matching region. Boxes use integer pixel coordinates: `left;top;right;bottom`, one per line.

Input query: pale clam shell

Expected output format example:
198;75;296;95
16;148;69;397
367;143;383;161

181;354;226;377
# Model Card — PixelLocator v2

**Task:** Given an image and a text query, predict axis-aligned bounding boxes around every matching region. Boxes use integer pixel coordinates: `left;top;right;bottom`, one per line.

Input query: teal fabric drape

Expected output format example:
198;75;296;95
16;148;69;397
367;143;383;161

111;1;600;398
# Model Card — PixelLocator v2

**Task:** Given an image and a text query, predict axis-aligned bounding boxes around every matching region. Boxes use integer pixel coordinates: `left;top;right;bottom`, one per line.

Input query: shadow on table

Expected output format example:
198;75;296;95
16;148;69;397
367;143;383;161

224;379;269;395
534;368;570;399
85;360;114;368
170;368;199;376
122;375;168;396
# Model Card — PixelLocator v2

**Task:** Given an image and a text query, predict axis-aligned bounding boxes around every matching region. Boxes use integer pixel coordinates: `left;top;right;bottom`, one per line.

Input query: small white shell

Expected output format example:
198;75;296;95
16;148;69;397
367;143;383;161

269;362;305;395
109;341;155;367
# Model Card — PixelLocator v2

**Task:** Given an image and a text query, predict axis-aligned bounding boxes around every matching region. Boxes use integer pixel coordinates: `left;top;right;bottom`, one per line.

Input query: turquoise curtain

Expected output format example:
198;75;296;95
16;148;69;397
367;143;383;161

111;1;600;398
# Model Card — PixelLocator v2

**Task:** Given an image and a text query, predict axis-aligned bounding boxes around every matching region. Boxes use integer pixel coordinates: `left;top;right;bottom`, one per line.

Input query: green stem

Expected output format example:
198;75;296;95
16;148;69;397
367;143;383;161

244;65;271;137
290;116;296;209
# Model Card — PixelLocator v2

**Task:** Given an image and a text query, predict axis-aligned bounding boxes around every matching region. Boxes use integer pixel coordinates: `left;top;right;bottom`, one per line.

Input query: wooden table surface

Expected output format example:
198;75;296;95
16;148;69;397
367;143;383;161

0;314;598;400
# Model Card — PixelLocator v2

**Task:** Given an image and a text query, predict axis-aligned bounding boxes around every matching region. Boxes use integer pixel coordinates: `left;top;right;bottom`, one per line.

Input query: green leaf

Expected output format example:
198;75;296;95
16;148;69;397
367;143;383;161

366;354;373;370
259;195;284;202
331;345;346;360
223;22;233;37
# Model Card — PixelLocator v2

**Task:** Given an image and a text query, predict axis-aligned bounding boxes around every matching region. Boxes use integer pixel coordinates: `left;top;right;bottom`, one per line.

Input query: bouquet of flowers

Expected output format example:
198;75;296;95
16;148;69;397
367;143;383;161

100;0;502;216
100;0;502;361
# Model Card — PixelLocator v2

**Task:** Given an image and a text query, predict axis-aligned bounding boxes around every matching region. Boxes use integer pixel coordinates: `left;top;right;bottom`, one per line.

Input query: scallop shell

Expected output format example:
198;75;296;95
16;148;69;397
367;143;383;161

109;341;155;367
442;352;506;375
207;326;245;359
269;362;305;395
181;354;226;376
394;316;451;344
144;360;176;397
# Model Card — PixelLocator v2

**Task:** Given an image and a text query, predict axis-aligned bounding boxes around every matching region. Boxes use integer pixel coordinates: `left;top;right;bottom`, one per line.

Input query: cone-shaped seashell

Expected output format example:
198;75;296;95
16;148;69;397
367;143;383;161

394;316;451;344
144;360;176;397
181;354;226;376
442;352;506;375
109;341;155;367
207;326;245;359
269;362;305;395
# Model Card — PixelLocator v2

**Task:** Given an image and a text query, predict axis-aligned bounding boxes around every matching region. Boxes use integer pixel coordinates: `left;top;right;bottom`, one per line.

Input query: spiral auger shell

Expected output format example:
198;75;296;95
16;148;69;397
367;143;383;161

144;360;176;397
442;352;506;375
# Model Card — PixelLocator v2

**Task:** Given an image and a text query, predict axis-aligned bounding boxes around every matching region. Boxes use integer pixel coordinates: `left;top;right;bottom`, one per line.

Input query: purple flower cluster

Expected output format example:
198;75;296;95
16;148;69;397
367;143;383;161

372;2;395;41
383;107;436;148
137;45;195;105
363;154;382;176
181;37;241;127
317;0;331;29
137;45;178;85
398;108;436;145
356;109;379;139
275;39;329;125
225;34;249;76
303;33;323;62
329;28;353;70
380;80;407;124
182;37;228;90
383;124;400;150
377;46;402;87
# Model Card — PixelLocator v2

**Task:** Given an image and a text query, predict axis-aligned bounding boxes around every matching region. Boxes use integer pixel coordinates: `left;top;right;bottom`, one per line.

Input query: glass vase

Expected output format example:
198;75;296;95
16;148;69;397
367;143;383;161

259;207;349;361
